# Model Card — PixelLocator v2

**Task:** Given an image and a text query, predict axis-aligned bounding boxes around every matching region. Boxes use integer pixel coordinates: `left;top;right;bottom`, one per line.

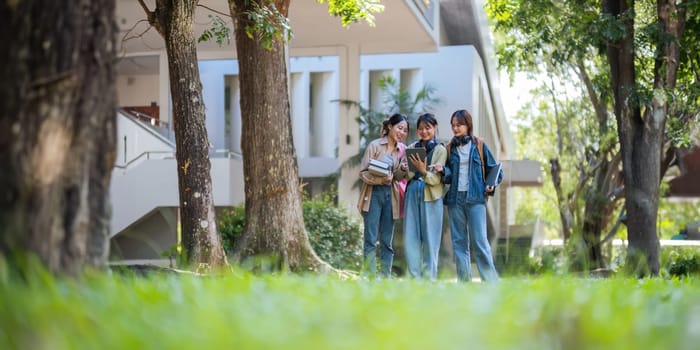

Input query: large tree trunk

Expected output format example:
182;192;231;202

0;0;117;275
228;0;326;271
143;0;227;268
604;0;686;276
604;0;658;276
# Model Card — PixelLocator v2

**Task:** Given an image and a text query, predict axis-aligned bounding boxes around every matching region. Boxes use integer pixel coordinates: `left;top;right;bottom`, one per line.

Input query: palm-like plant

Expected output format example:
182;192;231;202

337;76;441;187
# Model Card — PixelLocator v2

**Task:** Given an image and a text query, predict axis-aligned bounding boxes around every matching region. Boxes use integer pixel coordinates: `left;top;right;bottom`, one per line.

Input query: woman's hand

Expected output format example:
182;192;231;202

409;153;427;175
384;173;394;184
485;185;495;193
430;163;444;173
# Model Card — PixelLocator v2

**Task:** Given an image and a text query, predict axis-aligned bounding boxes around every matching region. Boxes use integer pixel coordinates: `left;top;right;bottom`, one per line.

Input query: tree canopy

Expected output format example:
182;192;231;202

486;0;699;275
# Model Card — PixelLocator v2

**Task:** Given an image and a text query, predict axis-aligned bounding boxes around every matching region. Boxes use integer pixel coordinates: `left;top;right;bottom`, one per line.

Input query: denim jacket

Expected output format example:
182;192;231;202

443;139;502;205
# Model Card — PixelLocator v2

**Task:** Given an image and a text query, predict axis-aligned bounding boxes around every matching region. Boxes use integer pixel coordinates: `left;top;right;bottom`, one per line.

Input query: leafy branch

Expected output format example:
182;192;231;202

317;0;385;26
198;15;231;46
244;1;292;50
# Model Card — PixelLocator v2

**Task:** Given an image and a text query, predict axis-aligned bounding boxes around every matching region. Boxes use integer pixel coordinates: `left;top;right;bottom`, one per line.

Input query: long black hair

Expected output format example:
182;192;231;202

381;113;409;137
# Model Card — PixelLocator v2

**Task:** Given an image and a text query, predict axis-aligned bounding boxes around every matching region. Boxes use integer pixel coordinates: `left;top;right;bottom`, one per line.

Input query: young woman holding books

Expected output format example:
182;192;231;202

439;109;503;282
357;113;409;278
403;113;447;280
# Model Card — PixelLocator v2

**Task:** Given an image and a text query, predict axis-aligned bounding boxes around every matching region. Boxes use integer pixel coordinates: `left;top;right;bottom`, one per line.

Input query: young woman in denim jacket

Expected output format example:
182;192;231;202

404;113;447;280
357;113;409;278
439;109;502;282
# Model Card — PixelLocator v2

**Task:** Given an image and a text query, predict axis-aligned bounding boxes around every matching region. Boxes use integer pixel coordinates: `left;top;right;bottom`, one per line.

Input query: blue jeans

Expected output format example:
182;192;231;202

447;191;498;282
362;185;394;277
404;180;443;280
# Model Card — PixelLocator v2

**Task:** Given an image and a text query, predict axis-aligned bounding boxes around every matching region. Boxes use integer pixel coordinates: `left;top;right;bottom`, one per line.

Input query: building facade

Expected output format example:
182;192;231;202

111;0;542;264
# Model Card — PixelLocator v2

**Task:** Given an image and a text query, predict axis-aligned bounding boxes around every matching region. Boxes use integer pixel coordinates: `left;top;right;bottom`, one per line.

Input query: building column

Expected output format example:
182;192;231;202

158;51;170;133
290;72;310;158
311;72;335;158
337;43;361;212
228;76;242;155
199;65;226;149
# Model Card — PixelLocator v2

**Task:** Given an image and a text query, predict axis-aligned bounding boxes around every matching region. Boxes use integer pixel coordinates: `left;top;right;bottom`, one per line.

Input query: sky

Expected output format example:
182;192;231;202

499;71;538;119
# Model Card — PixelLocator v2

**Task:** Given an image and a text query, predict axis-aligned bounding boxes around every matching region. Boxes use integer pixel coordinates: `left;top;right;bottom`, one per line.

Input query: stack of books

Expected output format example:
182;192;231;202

368;158;391;177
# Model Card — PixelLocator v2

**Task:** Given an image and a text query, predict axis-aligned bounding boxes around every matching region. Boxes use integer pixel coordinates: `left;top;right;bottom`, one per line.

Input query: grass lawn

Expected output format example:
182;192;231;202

2;270;700;349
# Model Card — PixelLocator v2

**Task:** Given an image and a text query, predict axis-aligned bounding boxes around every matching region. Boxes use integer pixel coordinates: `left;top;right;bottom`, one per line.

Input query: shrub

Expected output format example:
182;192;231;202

303;193;363;271
218;205;246;256
217;194;363;271
528;246;566;275
661;247;700;277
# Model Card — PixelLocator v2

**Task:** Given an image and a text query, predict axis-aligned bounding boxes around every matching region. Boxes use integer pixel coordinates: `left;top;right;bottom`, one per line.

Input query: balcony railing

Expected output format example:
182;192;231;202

114;149;243;170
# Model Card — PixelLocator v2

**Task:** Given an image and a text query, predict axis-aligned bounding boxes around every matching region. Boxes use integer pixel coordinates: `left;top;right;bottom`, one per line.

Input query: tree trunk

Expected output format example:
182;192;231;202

581;161;613;270
604;0;656;276
0;0;117;275
604;0;686;276
603;0;656;276
146;0;227;268
549;158;573;240
577;62;620;270
228;0;326;271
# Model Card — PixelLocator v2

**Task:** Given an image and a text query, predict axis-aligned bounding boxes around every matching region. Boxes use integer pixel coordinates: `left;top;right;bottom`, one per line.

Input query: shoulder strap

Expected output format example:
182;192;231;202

475;137;485;180
475;137;490;201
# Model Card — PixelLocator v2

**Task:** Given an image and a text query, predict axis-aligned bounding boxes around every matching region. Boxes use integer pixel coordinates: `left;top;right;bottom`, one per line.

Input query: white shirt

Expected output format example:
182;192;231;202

457;141;471;191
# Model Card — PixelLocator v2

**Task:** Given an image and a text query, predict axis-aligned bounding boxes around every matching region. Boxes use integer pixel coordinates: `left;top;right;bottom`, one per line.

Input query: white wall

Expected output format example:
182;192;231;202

200;59;239;150
115;112;174;167
359;46;487;143
116;74;160;107
111;159;179;236
110;156;245;237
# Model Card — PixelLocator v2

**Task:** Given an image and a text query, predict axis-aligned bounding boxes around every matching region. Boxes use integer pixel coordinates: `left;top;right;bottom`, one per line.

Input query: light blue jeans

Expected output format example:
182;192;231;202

362;185;394;277
404;180;443;280
447;191;499;282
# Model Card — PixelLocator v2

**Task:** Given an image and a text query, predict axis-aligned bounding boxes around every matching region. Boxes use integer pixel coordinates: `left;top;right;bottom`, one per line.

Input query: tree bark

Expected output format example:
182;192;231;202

550;158;573;240
602;0;688;276
228;0;327;271
581;160;613;270
577;62;621;270
0;0;117;275
144;0;227;268
603;0;657;276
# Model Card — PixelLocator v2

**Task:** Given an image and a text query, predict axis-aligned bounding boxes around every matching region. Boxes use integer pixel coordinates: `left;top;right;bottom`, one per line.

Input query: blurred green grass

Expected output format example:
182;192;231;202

2;270;700;350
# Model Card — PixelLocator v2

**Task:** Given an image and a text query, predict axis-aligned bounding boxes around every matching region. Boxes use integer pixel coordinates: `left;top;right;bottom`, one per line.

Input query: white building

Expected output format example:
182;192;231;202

111;0;542;263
